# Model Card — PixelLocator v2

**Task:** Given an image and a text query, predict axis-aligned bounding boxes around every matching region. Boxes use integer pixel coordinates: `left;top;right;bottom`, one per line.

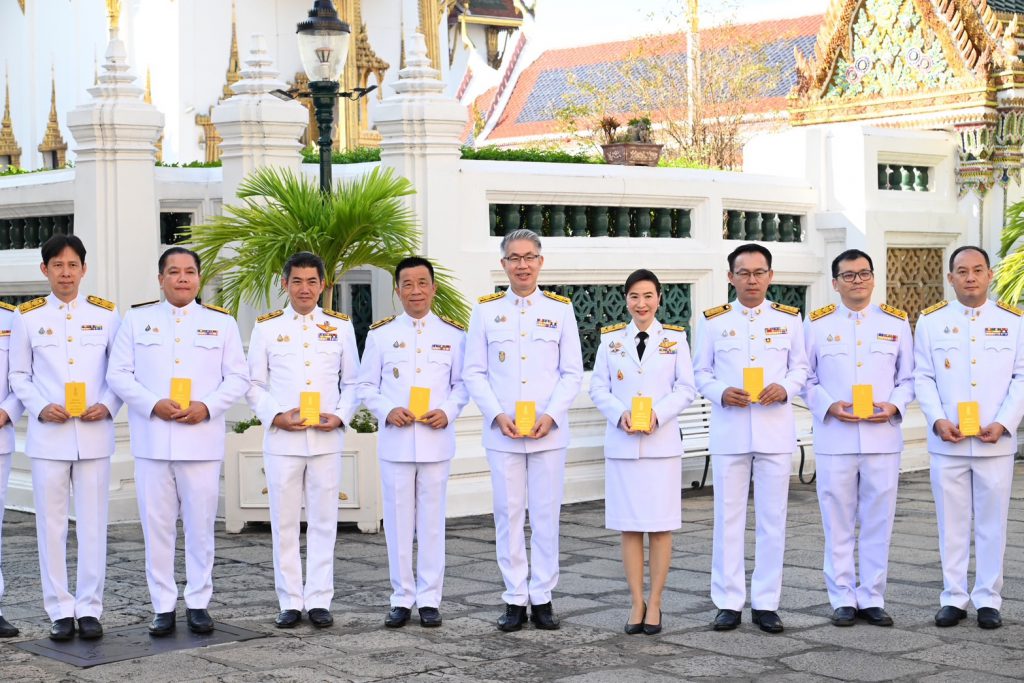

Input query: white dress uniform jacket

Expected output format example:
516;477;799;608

0;303;25;454
246;305;360;455
9;294;122;458
804;303;915;454
107;300;250;460
589;320;697;459
463;288;584;451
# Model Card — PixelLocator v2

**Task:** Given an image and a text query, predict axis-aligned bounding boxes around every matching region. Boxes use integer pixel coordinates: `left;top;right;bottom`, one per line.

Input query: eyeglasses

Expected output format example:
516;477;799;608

732;269;770;280
836;270;874;283
503;254;541;265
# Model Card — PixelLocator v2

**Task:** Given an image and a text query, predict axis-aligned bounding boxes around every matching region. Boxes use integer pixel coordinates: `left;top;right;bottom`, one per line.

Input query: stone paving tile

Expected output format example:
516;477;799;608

780;650;937;681
903;641;1024;678
663;629;816;658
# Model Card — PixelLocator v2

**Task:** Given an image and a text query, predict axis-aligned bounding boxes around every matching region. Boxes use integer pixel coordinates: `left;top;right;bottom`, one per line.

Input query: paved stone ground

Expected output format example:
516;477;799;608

2;464;1024;681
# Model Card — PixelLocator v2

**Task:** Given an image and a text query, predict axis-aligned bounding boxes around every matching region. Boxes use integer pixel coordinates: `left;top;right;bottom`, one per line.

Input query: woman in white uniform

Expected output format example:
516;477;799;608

590;269;697;635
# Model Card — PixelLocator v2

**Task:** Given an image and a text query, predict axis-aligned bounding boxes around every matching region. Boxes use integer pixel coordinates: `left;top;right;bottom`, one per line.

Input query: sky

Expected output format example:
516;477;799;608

532;0;831;49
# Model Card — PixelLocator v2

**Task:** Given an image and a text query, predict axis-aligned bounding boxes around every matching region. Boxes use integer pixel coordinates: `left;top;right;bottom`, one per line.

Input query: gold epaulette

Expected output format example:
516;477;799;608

0;301;15;312
324;309;350;321
132;300;159;309
880;303;908;320
256;310;283;323
478;292;504;304
17;297;46;314
703;304;731;320
86;295;115;311
997;300;1024;317
771;302;800;316
369;315;395;330
663;324;686;332
809;304;836;322
921;300;948;316
202;303;231;315
440;315;466;331
543;290;571;304
601;322;627;334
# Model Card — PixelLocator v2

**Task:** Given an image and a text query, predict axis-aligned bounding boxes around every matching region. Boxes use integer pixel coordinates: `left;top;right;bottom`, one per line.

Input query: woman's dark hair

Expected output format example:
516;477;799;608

625;268;661;295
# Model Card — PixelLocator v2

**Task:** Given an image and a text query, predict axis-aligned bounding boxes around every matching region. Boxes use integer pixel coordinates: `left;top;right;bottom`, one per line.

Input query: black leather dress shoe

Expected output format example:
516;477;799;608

977;607;1003;630
625;603;646;635
497;604;528;632
712;609;741;631
0;615;19;638
186;608;214;634
643;609;663;635
418;607;442;627
49;617;75;641
830;606;857;626
857;607;894;626
530;602;560;630
275;609;301;628
308;608;333;628
77;616;103;640
148;611;176;636
751;609;784;633
934;605;967;627
385;606;412;628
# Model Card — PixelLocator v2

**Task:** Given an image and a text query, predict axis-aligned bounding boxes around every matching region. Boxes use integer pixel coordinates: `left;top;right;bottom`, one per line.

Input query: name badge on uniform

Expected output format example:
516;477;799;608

0;330;9;338
431;344;451;352
986;327;1009;336
609;340;624;356
876;333;898;342
536;318;558;329
81;324;104;332
318;332;337;342
764;326;787;336
196;329;218;336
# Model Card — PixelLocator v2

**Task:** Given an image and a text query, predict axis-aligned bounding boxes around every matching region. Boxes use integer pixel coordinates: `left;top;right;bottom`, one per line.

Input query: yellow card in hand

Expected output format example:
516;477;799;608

409;386;431;420
170;378;191;410
65;382;86;417
516;401;536;435
300;391;321;426
853;384;874;419
958;401;981;437
744;367;765;403
631;396;653;432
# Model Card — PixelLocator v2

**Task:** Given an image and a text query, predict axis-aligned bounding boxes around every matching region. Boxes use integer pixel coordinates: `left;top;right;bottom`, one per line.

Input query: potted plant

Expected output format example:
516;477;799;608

600;116;663;167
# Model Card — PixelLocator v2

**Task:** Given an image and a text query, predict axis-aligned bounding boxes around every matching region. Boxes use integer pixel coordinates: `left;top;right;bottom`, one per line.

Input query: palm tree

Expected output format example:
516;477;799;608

184;165;470;324
995;198;1024;304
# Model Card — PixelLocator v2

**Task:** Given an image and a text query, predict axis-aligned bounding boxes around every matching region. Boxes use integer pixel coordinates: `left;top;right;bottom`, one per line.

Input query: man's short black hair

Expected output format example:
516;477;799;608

41;234;86;265
727;243;773;271
625;268;661;296
948;245;990;272
394;256;435;283
283;251;326;281
831;249;874;278
159;246;201;274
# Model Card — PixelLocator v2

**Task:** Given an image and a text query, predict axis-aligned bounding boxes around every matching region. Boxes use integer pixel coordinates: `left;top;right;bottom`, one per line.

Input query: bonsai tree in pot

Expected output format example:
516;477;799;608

600;116;663;167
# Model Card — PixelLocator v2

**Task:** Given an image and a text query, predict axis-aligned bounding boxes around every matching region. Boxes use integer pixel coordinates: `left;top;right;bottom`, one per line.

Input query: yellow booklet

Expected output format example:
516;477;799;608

170;377;191;409
744;367;764;403
631;396;653;432
516;400;536;435
300;391;321;426
852;384;874;419
409;386;431;420
958;401;981;437
65;382;87;418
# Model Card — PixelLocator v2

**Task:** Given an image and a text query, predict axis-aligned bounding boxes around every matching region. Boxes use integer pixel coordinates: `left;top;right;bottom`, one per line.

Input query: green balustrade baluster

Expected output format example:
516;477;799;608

0;219;10;250
878;164;889;190
745;211;762;241
501;204;521;235
488;204;498;236
779;215;795;242
678;209;691;238
635;208;651;237
887;165;900;191
792;215;802;242
901;166;914;191
37;216;53;244
550;205;567;236
526;204;543;234
570;205;588;236
726;210;743;239
763;213;779;241
654;208;672;237
590;206;609;236
612;206;630;237
915;167;929;192
10;218;24;249
24;217;39;249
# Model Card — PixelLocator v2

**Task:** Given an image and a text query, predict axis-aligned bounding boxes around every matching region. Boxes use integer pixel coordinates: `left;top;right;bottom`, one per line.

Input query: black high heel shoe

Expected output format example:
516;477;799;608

643;608;663;635
625;602;646;634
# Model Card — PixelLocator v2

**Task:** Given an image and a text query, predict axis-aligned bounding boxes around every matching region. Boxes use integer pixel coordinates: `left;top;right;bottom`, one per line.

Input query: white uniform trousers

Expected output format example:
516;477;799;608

711;452;790;611
486;448;565;606
30;457;110;621
380;459;451;609
264;452;340;611
0;452;11;615
816;453;900;609
930;453;1014;610
135;458;221;613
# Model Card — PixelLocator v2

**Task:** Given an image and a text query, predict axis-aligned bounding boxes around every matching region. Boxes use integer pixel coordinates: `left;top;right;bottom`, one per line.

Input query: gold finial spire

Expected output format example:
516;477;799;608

38;69;67;169
144;67;153;104
17;0;25;14
106;0;122;33
94;52;99;85
222;0;241;100
0;66;22;168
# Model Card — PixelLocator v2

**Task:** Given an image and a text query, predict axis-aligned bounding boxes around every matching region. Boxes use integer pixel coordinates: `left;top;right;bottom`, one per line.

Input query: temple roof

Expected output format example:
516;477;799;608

990;0;1024;13
449;0;523;25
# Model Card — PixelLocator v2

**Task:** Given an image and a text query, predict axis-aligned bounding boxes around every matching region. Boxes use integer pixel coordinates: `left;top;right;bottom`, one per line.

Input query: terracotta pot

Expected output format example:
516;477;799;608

601;142;664;167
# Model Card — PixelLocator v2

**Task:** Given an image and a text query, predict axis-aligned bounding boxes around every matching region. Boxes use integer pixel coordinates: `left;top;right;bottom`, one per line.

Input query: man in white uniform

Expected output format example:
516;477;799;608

246;251;359;629
914;245;1024;630
0;300;24;638
693;243;808;634
358;256;469;628
804;249;914;627
9;234;121;641
107;247;249;636
464;229;584;632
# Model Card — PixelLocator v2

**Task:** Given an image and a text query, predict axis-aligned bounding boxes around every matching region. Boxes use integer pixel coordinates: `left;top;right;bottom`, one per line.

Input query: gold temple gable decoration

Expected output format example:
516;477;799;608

419;0;443;71
354;0;389;147
145;68;164;163
38;71;67;169
0;67;21;169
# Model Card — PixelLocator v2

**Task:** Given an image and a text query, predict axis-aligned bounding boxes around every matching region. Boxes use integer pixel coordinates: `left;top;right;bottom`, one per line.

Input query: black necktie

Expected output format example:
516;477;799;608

636;331;648;360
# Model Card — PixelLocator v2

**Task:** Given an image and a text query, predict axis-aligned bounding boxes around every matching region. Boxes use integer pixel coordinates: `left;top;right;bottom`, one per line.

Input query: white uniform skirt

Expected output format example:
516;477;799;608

604;456;682;532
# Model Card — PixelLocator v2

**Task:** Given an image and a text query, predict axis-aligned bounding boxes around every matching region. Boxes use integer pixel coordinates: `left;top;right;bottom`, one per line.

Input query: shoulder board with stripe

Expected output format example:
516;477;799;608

202;303;231;315
997;300;1024;317
543;290;571;304
809;304;836;322
132;300;159;309
879;303;908;321
256;310;283;323
17;297;46;314
921;300;948;316
703;304;731;320
0;301;15;312
662;323;686;333
771;302;800;316
478;292;505;304
369;315;396;330
601;322;627;334
324;309;350;321
86;295;116;311
440;315;466;331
